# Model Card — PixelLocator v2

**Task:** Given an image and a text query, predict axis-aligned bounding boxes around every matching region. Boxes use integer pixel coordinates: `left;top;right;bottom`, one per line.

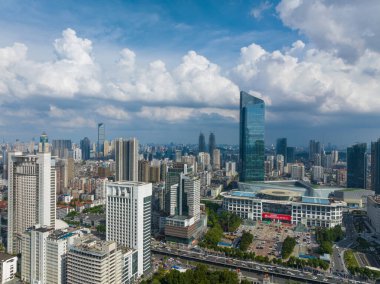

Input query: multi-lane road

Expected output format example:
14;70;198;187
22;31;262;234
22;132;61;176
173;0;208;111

151;246;369;284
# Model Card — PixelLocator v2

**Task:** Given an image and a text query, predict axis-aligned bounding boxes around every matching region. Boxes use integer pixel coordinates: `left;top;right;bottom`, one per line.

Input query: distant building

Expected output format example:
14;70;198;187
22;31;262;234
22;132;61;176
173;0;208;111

197;152;210;171
115;138;138;182
198;133;206;153
239;91;265;182
225;161;236;177
371;138;380;195
286;146;295;164
208;132;216;164
106;181;152;276
212;149;221;170
80;137;91;161
347;143;367;189
309;140;321;162
97;123;105;158
52;139;72;159
311;166;324;183
290;164;305;180
0;253;17;284
276;138;287;164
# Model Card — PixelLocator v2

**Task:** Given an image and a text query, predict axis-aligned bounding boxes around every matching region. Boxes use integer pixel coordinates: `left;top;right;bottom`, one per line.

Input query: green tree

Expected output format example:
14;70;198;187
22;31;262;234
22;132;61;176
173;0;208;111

282;236;296;259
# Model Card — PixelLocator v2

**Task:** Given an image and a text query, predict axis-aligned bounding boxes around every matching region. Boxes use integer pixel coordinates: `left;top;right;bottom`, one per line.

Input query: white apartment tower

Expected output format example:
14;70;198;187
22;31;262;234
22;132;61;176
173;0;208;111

7;133;56;254
212;149;221;170
106;181;152;276
115;138;138;182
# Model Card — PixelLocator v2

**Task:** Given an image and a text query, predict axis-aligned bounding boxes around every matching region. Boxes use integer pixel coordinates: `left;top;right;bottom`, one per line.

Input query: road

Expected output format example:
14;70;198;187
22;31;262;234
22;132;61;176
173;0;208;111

152;246;351;284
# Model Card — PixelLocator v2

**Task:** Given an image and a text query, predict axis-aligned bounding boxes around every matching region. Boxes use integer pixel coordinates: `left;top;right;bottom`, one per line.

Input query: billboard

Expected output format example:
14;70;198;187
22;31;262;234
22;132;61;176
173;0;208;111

262;212;291;222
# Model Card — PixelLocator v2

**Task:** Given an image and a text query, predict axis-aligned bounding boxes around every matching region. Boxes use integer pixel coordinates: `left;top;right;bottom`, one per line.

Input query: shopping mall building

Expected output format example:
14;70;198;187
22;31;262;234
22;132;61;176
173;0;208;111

222;183;346;228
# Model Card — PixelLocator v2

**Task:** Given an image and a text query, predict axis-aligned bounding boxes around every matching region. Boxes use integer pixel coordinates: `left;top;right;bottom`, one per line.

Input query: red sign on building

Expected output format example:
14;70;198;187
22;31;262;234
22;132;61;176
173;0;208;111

262;212;292;222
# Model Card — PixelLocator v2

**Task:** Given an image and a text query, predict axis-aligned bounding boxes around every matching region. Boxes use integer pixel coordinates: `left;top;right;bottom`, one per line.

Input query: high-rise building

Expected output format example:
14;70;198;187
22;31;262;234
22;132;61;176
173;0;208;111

197;152;210;171
52;139;72;159
97;122;105;158
21;226;79;284
164;162;188;215
290;164;305;180
115;138;138;182
80;137;91;161
347;143;367;189
309;140;321;161
276;138;287;164
177;174;201;221
67;236;137;284
138;160;150;182
225;161;237;177
208;132;216;163
198;133;206;153
7;133;56;254
371;139;380;194
286;146;295;164
213;149;221;170
175;149;182;162
106;181;152;276
239;91;265;182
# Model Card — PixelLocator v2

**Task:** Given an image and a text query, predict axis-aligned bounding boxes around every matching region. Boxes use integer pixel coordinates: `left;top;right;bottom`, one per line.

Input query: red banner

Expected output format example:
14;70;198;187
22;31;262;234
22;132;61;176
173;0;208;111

262;212;291;221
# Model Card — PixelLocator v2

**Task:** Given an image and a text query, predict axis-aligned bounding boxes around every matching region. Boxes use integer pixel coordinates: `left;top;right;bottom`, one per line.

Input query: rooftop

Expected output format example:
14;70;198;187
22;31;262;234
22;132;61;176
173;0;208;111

0;252;16;262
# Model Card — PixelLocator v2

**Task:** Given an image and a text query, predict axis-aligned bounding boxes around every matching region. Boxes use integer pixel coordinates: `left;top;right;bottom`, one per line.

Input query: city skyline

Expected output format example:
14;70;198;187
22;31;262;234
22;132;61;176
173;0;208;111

0;1;380;145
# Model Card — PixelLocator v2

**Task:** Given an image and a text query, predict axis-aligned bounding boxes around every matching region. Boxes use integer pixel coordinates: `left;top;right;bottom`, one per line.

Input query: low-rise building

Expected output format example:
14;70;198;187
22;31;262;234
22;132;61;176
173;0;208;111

0;253;17;284
222;188;346;228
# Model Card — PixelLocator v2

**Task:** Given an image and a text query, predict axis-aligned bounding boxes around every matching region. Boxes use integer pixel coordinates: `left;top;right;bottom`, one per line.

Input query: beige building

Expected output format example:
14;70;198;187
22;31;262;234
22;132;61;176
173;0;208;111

67;237;137;284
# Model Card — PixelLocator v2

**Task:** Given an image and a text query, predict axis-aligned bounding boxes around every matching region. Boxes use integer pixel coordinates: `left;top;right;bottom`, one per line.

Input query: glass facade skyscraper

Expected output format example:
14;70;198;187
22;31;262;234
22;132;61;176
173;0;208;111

347;143;367;189
371;139;380;194
239;91;265;182
276;138;287;163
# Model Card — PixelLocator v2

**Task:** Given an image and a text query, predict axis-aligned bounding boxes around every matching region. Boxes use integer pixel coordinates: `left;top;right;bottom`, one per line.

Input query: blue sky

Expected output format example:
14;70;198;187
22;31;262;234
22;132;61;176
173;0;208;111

0;0;380;147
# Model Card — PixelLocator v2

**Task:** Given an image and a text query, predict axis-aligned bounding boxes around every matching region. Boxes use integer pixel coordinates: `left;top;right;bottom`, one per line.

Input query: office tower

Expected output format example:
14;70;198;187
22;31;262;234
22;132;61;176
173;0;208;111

138;160;150;182
371;139;380;194
311;166;324;183
67;236;137;284
149;165;161;183
103;140;110;157
80;137;91;161
21;226;79;284
7;133;56;254
225;161;236;177
198;133;206;153
286;146;295;164
164;162;187;215
177;173;201;221
106;181;152;276
331;150;339;164
73;147;82;161
291;164;305;180
347;143;367;189
213;149;221;170
276;138;287;164
208;132;216;163
52;139;72;159
97;122;105;158
309;140;321;161
239;91;265;182
115;138;138;182
175;149;182;162
197;152;210;171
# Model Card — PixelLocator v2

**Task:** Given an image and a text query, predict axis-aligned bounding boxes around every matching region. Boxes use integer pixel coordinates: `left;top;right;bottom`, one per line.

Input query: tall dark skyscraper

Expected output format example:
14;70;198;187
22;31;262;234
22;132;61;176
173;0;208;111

198;133;206;153
309;140;321;161
276;138;287;163
371;139;380;194
287;147;295;164
239;91;265;182
80;137;91;161
97;122;105;158
347;143;367;189
209;132;216;164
